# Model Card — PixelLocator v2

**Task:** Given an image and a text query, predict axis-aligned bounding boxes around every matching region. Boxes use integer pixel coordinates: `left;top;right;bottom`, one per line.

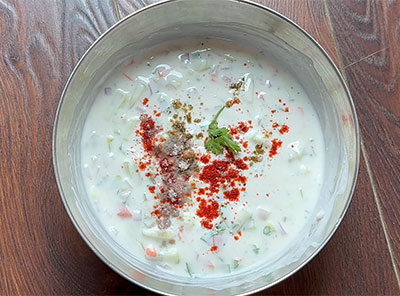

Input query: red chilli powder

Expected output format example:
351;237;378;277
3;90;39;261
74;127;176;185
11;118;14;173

269;138;283;157
196;156;249;229
196;198;220;229
279;124;290;135
223;188;240;202
138;115;157;153
199;160;247;194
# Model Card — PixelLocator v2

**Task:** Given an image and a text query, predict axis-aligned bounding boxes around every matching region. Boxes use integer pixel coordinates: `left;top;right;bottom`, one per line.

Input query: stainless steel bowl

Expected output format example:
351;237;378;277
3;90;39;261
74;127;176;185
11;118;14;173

53;0;360;294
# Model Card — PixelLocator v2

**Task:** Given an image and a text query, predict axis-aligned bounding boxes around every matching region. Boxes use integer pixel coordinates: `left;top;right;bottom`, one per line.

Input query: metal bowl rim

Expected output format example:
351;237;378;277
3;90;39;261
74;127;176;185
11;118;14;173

52;0;360;295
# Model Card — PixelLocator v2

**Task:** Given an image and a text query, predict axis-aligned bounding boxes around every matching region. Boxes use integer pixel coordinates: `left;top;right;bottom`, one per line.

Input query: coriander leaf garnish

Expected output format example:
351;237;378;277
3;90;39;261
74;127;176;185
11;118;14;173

205;106;241;155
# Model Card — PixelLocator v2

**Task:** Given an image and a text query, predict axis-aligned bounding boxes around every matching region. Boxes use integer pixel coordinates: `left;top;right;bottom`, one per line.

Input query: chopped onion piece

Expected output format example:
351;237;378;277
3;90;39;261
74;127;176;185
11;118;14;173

132;209;142;221
178;52;190;64
186;87;199;99
104;87;112;95
288;141;305;161
152;64;172;78
222;75;232;84
242;73;255;102
256;207;270;221
257;91;267;101
316;211;325;221
278;222;288;235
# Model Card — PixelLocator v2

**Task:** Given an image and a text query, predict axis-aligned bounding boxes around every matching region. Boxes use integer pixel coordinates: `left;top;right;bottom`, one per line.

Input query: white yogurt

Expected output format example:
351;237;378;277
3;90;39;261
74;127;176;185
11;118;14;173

81;39;324;277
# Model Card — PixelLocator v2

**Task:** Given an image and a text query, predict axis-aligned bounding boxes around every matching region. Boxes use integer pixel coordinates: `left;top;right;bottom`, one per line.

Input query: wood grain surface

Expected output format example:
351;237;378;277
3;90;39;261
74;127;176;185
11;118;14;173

327;0;400;284
0;0;399;295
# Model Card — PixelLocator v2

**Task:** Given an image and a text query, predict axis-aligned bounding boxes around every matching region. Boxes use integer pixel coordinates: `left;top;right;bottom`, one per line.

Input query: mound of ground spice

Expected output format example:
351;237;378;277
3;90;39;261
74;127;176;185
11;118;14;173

139;115;198;229
137;92;289;231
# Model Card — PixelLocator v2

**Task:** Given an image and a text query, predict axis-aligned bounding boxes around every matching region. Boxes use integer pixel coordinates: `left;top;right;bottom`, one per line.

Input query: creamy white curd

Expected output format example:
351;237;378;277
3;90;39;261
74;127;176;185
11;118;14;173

81;39;324;277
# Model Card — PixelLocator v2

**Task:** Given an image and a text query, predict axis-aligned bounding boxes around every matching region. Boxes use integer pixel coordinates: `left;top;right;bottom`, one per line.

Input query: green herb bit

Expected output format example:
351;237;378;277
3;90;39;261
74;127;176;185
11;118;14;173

252;244;260;254
124;161;131;176
233;259;240;269
263;224;275;236
201;225;226;246
205;106;241;155
231;223;240;232
137;240;145;251
210;224;226;237
200;236;209;245
107;136;114;152
186;263;193;278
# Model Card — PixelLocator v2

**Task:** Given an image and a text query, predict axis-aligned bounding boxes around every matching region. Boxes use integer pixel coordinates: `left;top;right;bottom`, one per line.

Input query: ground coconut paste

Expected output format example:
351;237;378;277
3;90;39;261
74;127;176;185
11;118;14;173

81;39;324;277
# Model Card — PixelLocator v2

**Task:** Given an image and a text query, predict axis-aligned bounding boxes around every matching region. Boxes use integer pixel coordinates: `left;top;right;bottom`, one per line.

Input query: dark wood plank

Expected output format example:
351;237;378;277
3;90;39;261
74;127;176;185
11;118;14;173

256;0;341;67
326;0;400;283
60;0;120;76
0;0;147;294
118;0;160;17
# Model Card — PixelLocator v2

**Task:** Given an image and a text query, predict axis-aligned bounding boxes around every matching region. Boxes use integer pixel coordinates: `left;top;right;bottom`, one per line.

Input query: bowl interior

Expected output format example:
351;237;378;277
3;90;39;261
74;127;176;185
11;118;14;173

53;0;359;295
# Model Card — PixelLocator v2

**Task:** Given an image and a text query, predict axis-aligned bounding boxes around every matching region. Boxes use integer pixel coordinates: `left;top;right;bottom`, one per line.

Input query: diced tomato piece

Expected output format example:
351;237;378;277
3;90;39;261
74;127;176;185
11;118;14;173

117;206;132;218
145;247;157;258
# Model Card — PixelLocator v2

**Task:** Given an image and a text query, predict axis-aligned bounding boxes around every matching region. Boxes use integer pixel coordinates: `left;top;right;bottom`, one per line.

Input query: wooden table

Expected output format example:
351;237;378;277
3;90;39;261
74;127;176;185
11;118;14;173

1;0;399;294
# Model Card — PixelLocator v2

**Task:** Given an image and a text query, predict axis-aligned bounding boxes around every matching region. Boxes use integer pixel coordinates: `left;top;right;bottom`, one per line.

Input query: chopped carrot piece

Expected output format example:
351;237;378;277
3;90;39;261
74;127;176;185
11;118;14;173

206;260;215;269
145;247;157;258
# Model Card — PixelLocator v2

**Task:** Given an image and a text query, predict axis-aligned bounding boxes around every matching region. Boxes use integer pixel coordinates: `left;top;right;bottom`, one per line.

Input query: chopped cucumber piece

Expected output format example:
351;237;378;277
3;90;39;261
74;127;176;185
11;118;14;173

252;244;260;254
122;117;139;141
288;141;305;161
233;259;240;269
210;224;226;236
214;262;231;273
116;88;130;109
186;263;193;278
129;82;146;109
142;215;155;228
142;227;174;240
123;160;131;176
200;224;227;245
224;54;236;62
232;209;252;231
89;185;99;203
106;135;114;152
244;218;256;230
159;248;180;264
263;223;275;235
200;235;210;245
190;49;212;72
248;130;265;144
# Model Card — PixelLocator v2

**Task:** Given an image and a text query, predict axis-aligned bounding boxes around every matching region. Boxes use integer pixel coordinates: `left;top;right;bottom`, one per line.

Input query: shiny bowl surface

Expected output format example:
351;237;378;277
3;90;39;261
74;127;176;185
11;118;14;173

53;0;360;295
